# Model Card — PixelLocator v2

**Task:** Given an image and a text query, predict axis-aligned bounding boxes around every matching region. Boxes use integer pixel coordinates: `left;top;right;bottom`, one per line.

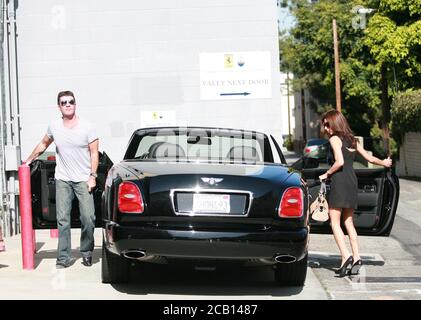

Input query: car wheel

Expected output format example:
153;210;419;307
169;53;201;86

101;242;130;284
274;253;308;286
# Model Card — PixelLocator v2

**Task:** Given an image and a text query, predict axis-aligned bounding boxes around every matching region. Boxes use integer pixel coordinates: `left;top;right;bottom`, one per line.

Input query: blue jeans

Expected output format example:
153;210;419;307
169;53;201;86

55;180;95;263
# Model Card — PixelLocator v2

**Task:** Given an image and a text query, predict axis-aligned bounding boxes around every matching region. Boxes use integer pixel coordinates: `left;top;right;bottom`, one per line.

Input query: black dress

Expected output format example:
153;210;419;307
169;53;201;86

328;137;358;209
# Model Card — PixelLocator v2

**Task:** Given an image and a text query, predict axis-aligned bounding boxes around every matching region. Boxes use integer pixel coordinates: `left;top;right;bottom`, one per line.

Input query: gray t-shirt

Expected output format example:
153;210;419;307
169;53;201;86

47;117;98;182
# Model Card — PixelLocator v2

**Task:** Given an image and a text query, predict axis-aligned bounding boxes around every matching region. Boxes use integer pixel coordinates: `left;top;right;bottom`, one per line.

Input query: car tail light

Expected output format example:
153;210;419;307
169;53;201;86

304;146;317;154
278;187;303;218
118;181;144;213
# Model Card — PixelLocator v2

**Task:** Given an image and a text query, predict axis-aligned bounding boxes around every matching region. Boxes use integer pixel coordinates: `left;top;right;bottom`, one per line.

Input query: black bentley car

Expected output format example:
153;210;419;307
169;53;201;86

29;127;399;286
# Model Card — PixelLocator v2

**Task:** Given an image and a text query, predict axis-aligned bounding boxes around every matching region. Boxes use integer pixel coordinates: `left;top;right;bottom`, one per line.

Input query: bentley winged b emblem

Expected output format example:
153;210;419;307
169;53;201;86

201;177;224;186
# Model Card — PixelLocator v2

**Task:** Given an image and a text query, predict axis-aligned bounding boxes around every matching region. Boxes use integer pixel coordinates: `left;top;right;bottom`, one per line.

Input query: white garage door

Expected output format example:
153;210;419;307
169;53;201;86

397;132;421;177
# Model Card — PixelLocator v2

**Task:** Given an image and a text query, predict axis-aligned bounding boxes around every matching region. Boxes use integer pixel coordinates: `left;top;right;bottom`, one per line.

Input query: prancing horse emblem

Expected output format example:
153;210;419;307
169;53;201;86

201;177;223;185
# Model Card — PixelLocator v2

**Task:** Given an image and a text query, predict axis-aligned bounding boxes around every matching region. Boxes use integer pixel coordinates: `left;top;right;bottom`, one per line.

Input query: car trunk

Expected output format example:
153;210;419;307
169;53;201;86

119;161;296;224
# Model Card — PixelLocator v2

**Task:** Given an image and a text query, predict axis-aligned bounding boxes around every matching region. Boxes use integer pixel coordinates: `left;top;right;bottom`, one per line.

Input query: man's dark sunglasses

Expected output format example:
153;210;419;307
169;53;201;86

60;99;75;106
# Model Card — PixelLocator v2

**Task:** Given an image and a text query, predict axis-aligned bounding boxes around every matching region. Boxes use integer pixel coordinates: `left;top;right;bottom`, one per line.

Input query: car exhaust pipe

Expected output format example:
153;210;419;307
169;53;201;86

122;250;146;260
274;254;297;264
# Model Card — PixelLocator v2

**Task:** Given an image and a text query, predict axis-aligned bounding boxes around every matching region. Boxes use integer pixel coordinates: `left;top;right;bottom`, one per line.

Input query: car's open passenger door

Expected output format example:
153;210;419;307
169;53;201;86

30;152;113;229
292;157;399;236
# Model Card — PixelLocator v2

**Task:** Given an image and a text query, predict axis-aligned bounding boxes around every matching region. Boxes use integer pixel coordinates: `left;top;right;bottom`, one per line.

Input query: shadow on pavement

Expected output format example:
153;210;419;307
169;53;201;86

308;252;385;273
33;247;102;269
111;263;304;297
35;242;46;253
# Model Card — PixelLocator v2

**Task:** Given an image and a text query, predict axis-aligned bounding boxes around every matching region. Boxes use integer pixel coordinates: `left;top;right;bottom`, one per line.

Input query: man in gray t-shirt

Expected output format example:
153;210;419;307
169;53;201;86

25;90;99;268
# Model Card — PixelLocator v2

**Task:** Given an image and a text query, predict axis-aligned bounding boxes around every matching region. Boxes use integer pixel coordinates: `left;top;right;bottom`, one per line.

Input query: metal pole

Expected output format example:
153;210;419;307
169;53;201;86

333;19;342;112
3;0;21;236
2;0;13;237
3;1;11;147
8;0;20;148
0;0;7;237
301;88;307;149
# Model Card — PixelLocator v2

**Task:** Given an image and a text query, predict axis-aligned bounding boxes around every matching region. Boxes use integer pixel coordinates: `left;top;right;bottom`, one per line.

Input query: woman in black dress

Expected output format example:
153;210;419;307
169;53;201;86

318;110;392;277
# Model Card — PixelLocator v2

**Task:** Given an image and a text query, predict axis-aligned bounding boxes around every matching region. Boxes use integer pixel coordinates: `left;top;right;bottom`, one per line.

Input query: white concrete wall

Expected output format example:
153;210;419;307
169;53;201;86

16;0;281;162
397;132;421;177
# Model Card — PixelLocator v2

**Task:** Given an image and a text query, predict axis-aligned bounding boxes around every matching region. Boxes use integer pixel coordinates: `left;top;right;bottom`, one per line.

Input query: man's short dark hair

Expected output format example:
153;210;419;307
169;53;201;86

57;91;76;105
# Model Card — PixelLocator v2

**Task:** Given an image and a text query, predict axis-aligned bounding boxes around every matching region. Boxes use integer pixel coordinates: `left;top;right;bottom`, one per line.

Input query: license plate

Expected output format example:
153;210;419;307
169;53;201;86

193;194;230;213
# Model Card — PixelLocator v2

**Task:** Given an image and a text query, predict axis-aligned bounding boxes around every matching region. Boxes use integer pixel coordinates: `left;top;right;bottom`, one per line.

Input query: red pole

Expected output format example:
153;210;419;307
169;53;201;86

18;164;34;270
50;229;58;238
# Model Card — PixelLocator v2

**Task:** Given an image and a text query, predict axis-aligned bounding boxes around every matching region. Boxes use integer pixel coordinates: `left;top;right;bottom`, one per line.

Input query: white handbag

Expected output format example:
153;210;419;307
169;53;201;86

310;181;329;222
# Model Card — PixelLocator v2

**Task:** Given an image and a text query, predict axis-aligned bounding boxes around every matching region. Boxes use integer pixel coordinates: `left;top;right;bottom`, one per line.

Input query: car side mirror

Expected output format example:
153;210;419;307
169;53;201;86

291;157;319;170
303;157;319;169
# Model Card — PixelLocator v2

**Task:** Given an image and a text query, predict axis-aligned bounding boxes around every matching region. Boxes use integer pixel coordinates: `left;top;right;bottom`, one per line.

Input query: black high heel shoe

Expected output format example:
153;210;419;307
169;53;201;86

349;259;362;275
335;256;353;277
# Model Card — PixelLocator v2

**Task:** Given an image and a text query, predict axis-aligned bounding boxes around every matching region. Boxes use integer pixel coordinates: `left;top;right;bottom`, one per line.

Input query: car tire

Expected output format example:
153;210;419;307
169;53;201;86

274;253;308;286
101;242;130;284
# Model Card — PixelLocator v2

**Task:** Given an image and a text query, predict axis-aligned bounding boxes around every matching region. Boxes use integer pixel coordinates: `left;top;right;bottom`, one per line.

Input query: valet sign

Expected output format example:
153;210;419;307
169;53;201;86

200;51;272;100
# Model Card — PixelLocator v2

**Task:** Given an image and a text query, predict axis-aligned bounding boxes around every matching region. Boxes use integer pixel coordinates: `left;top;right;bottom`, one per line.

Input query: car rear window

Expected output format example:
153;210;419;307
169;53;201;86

124;128;273;164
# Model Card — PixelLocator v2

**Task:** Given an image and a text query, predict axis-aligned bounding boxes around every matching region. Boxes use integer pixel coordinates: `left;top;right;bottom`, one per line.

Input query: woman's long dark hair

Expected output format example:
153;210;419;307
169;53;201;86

321;110;357;148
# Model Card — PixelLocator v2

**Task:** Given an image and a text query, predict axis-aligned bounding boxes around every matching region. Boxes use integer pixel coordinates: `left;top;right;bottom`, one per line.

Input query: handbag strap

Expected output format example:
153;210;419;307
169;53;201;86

319;181;327;196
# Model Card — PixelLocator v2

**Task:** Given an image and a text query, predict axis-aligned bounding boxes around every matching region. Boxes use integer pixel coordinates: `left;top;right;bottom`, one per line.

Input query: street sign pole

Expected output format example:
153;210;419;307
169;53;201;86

333;19;342;112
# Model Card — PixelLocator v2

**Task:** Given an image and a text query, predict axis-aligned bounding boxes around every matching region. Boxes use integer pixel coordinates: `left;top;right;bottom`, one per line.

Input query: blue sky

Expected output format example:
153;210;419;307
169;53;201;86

278;5;296;33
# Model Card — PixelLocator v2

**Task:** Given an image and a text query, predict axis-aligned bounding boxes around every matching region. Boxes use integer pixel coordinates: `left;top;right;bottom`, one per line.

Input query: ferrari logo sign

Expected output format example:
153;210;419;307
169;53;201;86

224;54;234;68
200;51;272;100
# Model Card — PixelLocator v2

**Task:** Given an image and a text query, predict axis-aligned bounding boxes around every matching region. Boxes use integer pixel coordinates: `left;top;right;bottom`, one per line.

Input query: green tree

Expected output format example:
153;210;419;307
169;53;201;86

279;0;421;157
364;0;421;155
391;89;421;144
280;0;381;143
